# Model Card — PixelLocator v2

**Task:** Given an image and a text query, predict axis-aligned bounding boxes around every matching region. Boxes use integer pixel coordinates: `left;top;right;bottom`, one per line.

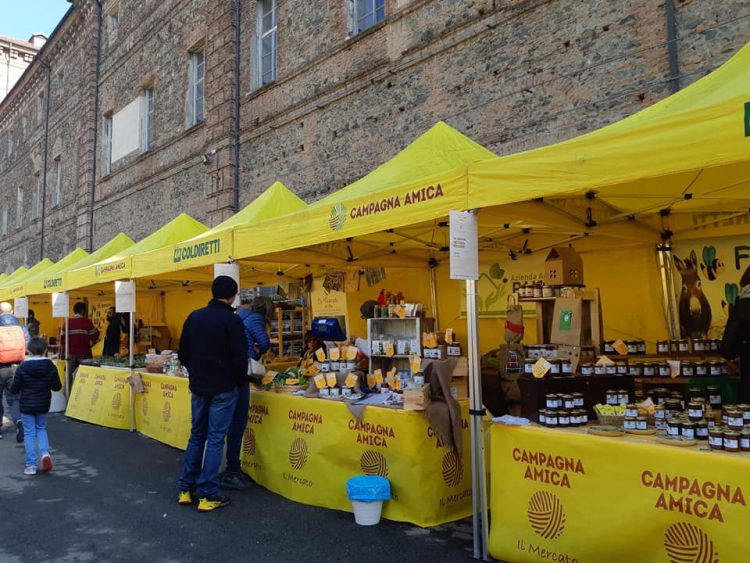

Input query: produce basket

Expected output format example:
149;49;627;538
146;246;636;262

145;354;167;373
273;384;305;394
594;405;624;427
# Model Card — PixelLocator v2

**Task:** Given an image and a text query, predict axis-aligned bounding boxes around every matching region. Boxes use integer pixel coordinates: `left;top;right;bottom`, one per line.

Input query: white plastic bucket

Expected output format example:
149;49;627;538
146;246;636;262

351;500;383;526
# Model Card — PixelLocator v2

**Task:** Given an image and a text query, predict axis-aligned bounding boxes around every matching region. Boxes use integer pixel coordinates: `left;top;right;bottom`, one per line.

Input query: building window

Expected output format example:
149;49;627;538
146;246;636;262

53;157;62;207
31;175;41;220
103;115;113;175
186;49;205;127
16;188;23;228
1;207;7;236
257;0;277;86
107;3;120;34
141;87;154;151
353;0;385;34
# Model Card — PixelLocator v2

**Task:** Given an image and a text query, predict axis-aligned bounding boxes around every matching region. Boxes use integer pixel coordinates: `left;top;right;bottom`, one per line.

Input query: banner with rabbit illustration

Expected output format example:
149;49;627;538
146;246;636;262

672;235;750;339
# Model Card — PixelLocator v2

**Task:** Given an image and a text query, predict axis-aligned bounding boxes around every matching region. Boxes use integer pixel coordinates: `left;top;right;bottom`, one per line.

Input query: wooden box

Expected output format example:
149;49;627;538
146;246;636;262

544;247;584;287
403;383;431;411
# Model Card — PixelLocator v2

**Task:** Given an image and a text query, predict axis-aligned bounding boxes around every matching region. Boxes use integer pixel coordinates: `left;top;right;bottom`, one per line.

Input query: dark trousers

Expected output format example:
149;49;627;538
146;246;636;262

225;382;250;474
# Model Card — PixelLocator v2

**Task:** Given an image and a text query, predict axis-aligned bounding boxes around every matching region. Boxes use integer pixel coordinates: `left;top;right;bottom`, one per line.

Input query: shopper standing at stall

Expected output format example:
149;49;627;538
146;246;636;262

26;310;40;338
177;276;248;512
0;301;30;442
221;296;272;490
60;302;99;386
102;307;128;357
721;270;750;402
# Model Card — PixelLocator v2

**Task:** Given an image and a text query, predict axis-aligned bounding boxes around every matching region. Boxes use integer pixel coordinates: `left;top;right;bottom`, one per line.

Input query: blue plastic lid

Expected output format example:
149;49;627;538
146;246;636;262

346;475;391;501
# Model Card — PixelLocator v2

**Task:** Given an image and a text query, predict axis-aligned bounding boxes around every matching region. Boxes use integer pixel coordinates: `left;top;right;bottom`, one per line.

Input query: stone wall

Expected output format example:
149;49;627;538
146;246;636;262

0;0;747;272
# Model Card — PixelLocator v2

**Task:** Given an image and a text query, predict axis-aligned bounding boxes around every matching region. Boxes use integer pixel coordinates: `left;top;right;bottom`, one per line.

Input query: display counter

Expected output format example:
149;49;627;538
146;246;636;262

65;365;131;430
241;391;473;527
489;423;748;562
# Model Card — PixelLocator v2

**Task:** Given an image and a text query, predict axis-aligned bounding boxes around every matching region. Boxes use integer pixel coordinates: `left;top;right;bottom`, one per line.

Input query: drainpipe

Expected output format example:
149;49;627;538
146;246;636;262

39;60;52;259
665;0;680;93
88;0;103;251
232;0;242;212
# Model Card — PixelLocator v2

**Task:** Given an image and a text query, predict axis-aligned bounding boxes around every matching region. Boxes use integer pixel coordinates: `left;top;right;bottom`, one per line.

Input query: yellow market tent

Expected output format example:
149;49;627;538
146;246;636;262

0;259;54;301
468;40;750;242
65;215;208;290
131;181;306;278
58;233;135;293
233;121;496;259
22;248;89;297
0;266;28;287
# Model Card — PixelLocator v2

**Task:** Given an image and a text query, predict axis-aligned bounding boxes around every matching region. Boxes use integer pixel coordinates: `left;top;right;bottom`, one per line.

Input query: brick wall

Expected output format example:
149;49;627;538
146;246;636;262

0;0;747;272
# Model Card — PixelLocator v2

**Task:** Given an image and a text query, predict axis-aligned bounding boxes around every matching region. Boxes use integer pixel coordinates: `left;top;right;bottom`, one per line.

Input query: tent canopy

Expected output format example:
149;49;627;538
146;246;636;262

233;122;496;260
66;214;208;290
230;42;750;270
131;181;306;278
0;259;54;301
23;248;89;296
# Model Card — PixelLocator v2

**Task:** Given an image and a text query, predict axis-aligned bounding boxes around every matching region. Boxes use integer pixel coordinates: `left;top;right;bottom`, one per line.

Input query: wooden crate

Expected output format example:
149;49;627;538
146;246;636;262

403;383;431;411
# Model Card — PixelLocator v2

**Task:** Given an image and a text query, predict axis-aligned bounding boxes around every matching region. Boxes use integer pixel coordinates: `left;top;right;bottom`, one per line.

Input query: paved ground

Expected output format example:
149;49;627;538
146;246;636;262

0;414;476;563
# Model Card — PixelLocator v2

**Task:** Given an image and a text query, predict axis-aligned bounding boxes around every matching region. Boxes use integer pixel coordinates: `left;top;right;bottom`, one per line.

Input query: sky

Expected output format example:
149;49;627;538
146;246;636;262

0;0;71;40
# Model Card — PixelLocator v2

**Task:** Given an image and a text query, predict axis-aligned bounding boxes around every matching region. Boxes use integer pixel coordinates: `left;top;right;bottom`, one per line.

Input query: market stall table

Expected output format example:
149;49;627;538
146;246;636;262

65;365;131;430
241;390;473;527
489;423;749;562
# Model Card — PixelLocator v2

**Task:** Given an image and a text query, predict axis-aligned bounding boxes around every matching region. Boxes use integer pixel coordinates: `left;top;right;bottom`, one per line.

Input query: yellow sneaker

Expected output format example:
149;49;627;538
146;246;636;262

178;491;194;506
197;495;231;512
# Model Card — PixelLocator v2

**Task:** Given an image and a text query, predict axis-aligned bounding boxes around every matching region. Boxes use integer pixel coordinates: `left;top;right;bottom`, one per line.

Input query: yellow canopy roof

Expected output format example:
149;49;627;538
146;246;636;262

23;248;90;296
468;40;750;241
233;122;495;259
0;259;54;301
131;181;306;278
228;42;749;270
66;214;208;290
1;266;27;285
0;274;7;282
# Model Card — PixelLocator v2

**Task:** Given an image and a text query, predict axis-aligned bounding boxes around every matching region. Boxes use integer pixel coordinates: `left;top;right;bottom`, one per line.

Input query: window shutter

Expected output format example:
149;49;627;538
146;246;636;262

185;58;195;128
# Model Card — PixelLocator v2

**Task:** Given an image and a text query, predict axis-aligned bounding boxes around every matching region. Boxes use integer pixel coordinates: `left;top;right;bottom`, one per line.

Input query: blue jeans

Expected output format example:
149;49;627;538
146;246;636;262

178;389;237;497
0;366;21;425
22;413;49;468
225;382;250;474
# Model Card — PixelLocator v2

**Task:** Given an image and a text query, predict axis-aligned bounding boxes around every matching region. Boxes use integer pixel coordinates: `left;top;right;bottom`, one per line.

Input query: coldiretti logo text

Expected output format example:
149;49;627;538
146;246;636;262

96;261;127;276
43;278;63;288
349;184;444;220
173;239;221;263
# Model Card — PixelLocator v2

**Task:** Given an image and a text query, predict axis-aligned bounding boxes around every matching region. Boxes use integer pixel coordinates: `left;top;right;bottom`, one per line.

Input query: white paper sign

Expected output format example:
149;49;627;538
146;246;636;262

13;297;28;319
449;210;479;280
115;280;136;313
214;263;240;306
52;292;70;318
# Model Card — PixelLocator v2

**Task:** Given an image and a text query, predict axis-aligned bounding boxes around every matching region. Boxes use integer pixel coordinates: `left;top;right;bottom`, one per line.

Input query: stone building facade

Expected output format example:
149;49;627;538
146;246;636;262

0;0;748;271
0;33;46;103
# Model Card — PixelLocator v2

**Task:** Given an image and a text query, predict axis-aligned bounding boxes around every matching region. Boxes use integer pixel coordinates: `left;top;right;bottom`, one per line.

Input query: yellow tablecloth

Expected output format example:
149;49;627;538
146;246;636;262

241;391;473;527
52;359;66;395
133;372;191;450
489;424;750;562
65;366;131;430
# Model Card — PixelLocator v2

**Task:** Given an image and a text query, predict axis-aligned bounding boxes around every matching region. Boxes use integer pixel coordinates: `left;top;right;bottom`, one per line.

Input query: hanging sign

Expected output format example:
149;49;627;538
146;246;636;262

449;210;479;281
52;292;70;318
13;297;29;319
115;280;136;313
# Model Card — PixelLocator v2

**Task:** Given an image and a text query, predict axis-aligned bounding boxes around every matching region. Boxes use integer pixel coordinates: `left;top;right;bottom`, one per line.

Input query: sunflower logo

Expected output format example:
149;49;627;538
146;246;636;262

664;522;719;563
111;392;122;410
141;396;148;416
528;491;566;540
360;451;388;477
162;401;171;423
441;450;464;487
328;203;347;231
289;438;308;470
243;427;256;457
90;388;100;406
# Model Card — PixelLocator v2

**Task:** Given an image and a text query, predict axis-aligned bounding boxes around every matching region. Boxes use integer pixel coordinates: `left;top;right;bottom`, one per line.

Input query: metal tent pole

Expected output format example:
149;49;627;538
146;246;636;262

64;317;70;397
657;244;680;340
429;262;440;332
128;280;136;432
466;278;489;561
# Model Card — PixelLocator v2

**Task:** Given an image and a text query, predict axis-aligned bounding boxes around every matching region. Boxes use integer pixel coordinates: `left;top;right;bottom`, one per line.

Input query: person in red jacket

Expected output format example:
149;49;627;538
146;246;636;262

60;302;99;386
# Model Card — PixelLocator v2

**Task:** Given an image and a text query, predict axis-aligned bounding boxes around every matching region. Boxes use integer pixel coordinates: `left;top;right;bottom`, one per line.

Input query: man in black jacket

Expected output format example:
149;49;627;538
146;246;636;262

177;276;248;512
721;271;750;402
